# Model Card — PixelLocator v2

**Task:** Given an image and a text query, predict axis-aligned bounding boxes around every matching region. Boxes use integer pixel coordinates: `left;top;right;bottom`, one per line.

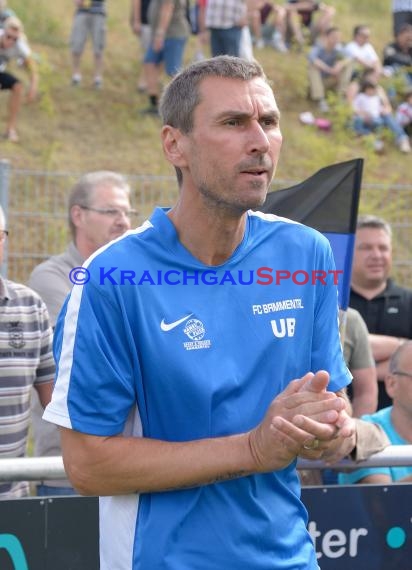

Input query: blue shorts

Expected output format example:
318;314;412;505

144;37;187;76
209;27;242;57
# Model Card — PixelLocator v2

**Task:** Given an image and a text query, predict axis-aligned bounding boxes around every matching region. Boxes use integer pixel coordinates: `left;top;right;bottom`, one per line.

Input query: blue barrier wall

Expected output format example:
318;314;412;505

0;486;411;569
0;496;98;570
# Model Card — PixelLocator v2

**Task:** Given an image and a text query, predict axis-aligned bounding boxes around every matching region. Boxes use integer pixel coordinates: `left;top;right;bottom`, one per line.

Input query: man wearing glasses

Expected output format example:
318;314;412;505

28;170;135;495
0;205;54;498
339;340;412;484
0;16;38;142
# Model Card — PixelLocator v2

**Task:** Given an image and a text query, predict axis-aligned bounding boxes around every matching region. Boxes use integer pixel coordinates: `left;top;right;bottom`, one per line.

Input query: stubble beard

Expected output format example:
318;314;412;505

197;177;269;217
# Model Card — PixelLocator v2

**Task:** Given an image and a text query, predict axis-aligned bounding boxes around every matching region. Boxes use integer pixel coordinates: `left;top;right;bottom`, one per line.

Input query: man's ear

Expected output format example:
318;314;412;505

161;125;188;169
384;374;396;400
70;204;83;229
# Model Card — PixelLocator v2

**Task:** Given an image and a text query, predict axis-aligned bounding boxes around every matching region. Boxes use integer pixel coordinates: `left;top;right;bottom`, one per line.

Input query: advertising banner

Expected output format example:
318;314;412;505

0;496;98;570
0;485;410;569
303;485;412;569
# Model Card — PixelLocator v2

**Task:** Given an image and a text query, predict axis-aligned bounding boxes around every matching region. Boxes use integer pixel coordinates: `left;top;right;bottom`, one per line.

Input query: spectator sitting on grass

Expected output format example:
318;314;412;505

285;1;336;48
344;24;382;77
396;86;412;136
352;79;411;153
383;23;412;89
307;26;352;113
258;1;288;52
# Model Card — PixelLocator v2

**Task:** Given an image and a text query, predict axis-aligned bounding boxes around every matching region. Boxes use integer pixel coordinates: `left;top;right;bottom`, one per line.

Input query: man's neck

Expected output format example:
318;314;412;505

167;200;247;267
351;280;387;300
74;237;94;261
391;406;412;444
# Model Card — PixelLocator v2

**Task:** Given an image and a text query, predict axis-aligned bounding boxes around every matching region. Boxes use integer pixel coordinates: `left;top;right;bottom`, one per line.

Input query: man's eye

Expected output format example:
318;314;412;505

262;118;278;127
225;118;240;126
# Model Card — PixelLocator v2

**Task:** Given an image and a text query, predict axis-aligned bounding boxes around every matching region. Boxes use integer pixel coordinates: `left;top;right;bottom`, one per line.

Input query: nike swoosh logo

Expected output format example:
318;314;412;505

160;314;193;332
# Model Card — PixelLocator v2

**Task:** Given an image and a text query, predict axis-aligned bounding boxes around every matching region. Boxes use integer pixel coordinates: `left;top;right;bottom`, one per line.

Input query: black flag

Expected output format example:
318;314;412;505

260;158;363;310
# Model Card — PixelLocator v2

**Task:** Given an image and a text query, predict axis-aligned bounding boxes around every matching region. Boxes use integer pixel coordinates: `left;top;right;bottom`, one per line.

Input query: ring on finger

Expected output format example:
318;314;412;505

303;438;320;451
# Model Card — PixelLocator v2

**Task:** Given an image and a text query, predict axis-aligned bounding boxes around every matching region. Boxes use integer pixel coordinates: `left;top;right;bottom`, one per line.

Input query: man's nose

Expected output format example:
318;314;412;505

247;122;271;154
370;246;383;257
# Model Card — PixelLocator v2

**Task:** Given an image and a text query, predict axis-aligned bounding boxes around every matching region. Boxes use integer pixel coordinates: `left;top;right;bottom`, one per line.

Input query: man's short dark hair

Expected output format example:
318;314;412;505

359;80;377;93
325;26;339;36
159;56;269;186
353;24;368;38
397;23;412;36
159;55;268;134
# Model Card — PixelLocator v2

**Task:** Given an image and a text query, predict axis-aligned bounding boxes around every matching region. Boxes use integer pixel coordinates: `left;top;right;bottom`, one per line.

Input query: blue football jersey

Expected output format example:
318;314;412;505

45;208;350;570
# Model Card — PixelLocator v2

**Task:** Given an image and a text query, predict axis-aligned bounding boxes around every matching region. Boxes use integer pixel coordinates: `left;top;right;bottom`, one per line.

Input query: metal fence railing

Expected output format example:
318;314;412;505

1;160;412;285
1;446;411;482
0;162;182;282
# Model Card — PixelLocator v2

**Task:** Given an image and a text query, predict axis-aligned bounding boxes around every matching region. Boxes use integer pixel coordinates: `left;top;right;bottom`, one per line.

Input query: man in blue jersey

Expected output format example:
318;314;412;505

44;56;357;569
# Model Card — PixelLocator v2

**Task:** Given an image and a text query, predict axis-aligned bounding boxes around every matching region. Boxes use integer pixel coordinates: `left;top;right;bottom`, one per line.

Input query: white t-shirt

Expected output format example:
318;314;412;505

344;41;379;66
353;92;382;120
0;29;31;71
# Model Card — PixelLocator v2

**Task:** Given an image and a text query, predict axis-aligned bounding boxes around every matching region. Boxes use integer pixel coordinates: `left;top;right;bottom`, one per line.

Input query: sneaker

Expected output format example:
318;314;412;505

398;136;411;153
71;73;82;86
272;31;288;53
93;76;103;90
318;99;330;113
373;139;385;154
193;50;206;62
299;111;315;125
4;128;19;143
255;38;265;50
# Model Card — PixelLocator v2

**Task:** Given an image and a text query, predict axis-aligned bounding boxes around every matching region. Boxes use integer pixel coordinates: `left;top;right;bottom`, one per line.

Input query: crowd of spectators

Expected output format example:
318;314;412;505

0;1;412;153
171;2;411;152
131;1;412;152
0;1;412;501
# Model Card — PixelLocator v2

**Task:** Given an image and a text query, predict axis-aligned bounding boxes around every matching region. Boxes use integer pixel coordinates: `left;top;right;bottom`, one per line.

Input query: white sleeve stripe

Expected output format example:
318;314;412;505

43;276;85;427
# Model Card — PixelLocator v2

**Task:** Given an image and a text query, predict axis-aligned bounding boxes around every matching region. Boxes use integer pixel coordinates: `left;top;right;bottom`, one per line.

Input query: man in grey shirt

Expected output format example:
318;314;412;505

28;171;134;495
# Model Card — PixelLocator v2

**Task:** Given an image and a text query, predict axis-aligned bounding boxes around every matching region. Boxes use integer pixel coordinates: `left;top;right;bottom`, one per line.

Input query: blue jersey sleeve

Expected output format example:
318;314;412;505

311;238;351;393
53;276;140;436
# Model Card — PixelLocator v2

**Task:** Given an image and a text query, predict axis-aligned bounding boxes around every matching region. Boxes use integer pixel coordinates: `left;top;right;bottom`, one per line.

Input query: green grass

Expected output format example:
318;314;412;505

0;0;410;185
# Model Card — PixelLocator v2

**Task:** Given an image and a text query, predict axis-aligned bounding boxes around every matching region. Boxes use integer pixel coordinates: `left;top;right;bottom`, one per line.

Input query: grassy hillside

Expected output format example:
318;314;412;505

0;0;410;186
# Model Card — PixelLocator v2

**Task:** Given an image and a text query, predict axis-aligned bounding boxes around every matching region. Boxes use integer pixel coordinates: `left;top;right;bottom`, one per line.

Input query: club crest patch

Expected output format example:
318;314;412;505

8;321;25;349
